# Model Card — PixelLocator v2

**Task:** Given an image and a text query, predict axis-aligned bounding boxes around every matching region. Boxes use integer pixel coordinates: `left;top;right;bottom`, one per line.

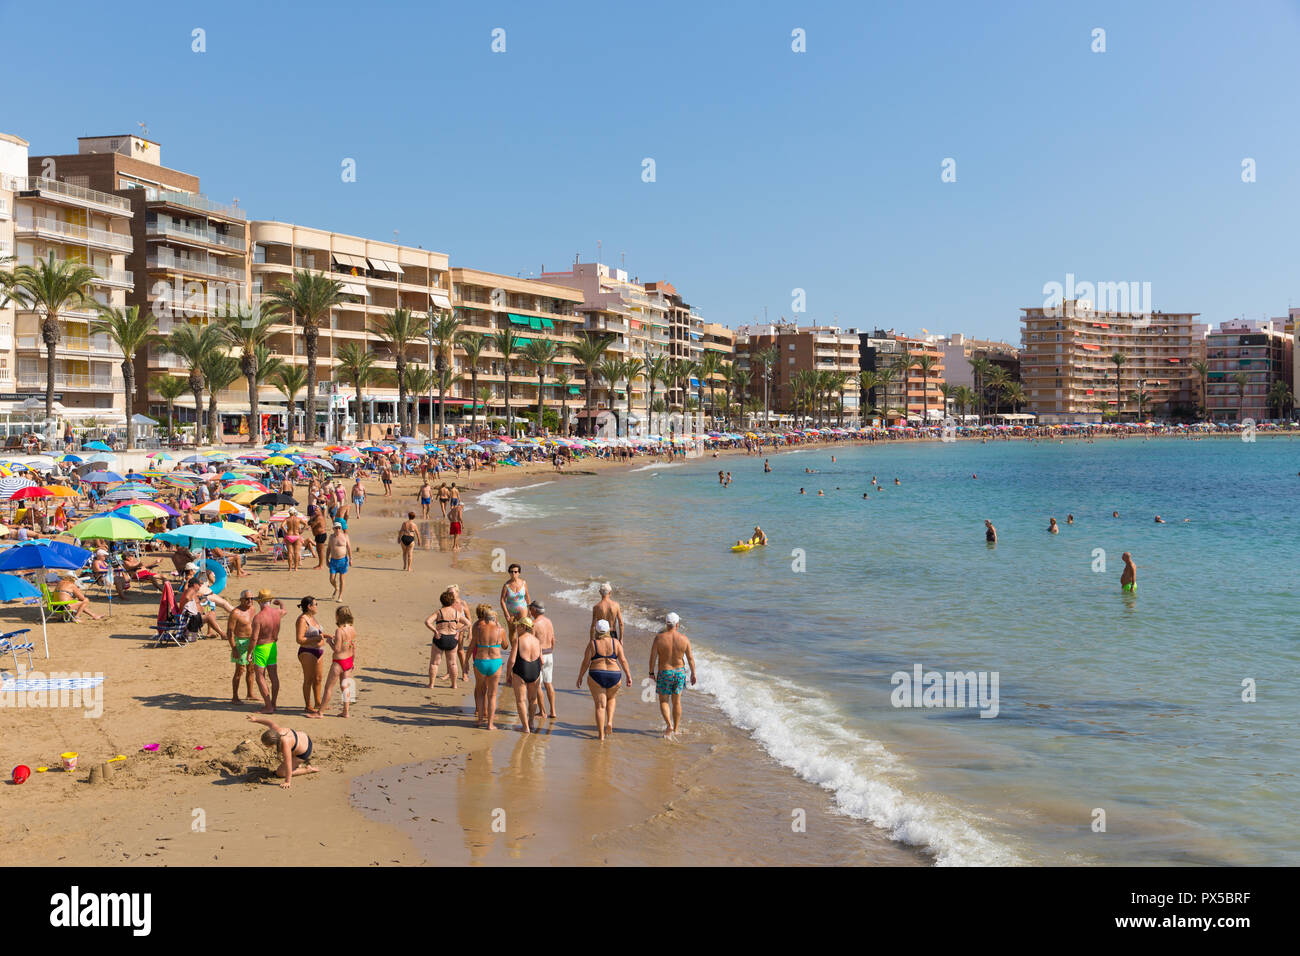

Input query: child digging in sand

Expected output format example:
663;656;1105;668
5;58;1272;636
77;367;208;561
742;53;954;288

247;714;318;789
317;605;357;718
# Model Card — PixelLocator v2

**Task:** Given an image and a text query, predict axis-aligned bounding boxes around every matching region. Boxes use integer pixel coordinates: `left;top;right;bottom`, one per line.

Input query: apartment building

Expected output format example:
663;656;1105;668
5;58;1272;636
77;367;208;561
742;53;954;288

2;132;135;420
933;332;1019;391
1020;300;1199;423
450;267;584;427
538;262;672;430
738;321;861;421
249;222;451;438
26;134;250;431
855;331;945;422
1204;319;1293;421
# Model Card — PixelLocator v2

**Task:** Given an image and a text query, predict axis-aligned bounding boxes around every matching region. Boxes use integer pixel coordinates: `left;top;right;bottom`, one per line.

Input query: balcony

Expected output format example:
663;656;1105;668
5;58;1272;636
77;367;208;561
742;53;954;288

148;253;245;282
147;188;245;221
146;218;246;252
17;333;116;355
17;371;116;391
7;175;133;215
14;216;132;252
14;255;132;289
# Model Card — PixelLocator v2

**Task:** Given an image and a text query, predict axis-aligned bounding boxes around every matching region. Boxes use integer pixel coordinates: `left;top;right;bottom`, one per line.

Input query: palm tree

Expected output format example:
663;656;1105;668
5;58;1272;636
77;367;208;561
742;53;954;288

1003;381;1027;414
90;304;159;449
273;366;308;442
597;359;627;436
433;367;464;430
427;309;462;438
872;367;896;423
254;345;285;393
335;341;378;442
732;368;752;425
490;327;523;436
153;374;188;440
476;384;494;425
200;352;241;444
953;385;976;420
1110;352;1128;421
6;253;98;421
754;346;779;427
892;348;917;422
938;383;956;422
987;366;1011;421
216;303;281;445
827;371;850;425
1233;370;1250;421
164;322;222;444
400;364;434;432
666;358;691;413
643;354;670;434
698;350;722;424
518;338;561;435
456;332;489;434
913;355;938;423
567;333;616;436
969;356;992;420
266;270;347;444
1189;360;1210;419
1268;380;1293;419
374;307;424;436
555;371;572;435
623;357;645;436
676;359;701;429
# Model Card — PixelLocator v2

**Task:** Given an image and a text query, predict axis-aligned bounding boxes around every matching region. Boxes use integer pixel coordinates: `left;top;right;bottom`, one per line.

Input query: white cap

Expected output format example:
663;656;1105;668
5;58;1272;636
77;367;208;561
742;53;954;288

185;561;199;571
595;619;611;633
666;612;680;626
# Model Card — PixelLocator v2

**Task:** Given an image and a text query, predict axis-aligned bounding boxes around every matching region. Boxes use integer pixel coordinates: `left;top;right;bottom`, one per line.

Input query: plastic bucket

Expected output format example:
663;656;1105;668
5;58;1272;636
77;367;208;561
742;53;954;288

60;752;79;771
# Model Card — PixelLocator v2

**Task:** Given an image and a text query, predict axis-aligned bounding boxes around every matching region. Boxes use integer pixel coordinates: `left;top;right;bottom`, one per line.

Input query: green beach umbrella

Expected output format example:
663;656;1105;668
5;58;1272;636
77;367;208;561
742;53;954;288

68;515;153;541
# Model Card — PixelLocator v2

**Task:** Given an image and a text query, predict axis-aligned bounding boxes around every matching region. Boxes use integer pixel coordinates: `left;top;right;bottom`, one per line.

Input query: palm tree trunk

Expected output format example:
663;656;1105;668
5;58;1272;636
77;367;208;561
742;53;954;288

246;373;258;446
304;324;319;444
354;383;363;443
503;368;512;435
438;373;447;438
207;392;219;444
537;373;546;435
191;385;203;445
122;361;136;450
395;357;407;436
165;396;175;438
470;370;479;434
44;325;58;424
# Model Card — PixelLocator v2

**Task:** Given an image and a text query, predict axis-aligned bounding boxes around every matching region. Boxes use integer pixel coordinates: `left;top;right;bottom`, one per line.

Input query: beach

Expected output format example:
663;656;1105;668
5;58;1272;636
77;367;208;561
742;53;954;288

4;433;1296;867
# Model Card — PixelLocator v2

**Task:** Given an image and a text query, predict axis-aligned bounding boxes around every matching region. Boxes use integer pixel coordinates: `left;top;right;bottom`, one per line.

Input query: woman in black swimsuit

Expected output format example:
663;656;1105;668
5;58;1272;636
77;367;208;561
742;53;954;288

425;588;469;689
505;616;544;734
576;619;632;741
295;596;326;715
396;512;421;572
248;714;318;789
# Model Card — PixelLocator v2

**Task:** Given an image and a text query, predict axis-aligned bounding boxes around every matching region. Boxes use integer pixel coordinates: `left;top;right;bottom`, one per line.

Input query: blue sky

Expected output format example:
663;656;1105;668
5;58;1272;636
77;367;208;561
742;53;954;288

4;0;1299;339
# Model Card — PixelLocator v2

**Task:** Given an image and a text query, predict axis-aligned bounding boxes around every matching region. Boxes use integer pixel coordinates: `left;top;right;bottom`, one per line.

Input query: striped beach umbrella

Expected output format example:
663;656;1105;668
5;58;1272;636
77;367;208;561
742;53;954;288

0;476;38;500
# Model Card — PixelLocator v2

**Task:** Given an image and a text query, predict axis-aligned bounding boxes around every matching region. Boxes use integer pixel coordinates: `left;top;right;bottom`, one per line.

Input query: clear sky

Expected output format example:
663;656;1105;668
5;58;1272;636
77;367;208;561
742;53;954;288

5;0;1299;339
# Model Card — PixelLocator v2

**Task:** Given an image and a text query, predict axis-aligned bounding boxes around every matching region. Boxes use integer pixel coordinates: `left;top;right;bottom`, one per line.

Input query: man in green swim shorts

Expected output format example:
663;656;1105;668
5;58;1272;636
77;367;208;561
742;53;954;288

250;588;286;714
1120;552;1137;593
648;612;697;739
226;589;258;704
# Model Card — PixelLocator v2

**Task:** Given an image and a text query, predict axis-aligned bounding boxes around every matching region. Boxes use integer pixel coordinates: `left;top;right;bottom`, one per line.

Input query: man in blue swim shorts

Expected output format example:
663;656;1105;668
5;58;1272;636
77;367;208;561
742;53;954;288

648;612;696;738
327;521;353;601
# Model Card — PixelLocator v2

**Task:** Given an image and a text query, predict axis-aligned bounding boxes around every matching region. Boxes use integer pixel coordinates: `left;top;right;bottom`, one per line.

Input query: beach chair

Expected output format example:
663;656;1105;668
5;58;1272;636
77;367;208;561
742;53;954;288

38;581;77;623
0;629;35;670
153;582;189;647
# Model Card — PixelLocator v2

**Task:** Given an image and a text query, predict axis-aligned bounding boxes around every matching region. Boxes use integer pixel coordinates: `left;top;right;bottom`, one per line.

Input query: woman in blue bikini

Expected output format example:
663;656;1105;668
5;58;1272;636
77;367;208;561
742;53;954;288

470;604;508;729
576;619;633;741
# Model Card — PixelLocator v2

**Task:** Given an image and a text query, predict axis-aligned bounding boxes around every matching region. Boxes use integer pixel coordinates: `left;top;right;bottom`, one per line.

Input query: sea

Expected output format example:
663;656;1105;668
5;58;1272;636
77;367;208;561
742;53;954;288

473;437;1300;865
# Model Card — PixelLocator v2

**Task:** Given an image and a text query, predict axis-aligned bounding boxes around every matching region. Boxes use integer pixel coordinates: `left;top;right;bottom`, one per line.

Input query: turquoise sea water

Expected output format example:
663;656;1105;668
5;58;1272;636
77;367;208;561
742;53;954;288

478;437;1300;865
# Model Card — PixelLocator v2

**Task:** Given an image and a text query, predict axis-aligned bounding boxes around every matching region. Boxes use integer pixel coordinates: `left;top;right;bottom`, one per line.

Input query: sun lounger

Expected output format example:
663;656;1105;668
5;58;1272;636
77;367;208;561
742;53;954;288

0;629;35;670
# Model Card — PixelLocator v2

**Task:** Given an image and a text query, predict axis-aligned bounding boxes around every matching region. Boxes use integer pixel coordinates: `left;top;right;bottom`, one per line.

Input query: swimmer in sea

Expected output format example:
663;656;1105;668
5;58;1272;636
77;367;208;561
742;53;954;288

984;519;997;544
1048;517;1059;534
894;477;900;485
1154;515;1165;523
1120;552;1137;592
799;488;805;495
1067;514;1074;524
1112;511;1120;518
751;526;767;545
817;490;825;497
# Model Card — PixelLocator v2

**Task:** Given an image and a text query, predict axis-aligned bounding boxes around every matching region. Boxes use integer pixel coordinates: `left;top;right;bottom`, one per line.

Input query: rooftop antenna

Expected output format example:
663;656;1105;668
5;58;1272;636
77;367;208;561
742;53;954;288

232;197;240;208
138;121;149;137
597;239;602;263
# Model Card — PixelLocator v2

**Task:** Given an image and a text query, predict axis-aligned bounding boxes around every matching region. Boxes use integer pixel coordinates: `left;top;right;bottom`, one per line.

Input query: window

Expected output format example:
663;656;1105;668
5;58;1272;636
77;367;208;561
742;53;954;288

788;344;795;351
788;357;795;365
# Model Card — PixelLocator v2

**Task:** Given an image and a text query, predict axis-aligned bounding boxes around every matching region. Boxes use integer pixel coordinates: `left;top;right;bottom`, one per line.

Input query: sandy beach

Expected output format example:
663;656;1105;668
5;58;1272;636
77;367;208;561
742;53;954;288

0;440;921;866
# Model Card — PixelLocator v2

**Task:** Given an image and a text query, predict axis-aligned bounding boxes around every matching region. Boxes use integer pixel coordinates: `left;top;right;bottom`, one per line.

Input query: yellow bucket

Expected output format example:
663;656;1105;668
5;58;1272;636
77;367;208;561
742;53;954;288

60;752;79;771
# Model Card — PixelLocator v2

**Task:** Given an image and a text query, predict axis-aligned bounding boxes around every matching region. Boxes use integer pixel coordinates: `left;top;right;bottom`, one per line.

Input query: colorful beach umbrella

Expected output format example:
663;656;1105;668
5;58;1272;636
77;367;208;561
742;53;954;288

81;441;112;452
68;515;152;542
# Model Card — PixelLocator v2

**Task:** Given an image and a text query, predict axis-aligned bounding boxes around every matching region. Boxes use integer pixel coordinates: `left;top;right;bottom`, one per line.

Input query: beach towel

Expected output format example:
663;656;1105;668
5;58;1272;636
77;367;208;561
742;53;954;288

1;673;104;692
157;581;178;625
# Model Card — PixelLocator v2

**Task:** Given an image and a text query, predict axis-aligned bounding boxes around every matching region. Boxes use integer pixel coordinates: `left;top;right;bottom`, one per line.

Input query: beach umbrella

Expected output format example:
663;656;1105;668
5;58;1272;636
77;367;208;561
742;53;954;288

86;453;116;464
197;499;251;517
147;452;173;461
265;443;286;452
251;492;297;507
154;524;253;550
8;486;53;502
0;476;38;499
109;501;171;522
0;543;85;659
82;471;123;484
68;515;152;542
57;454;83;463
209;520;256;538
41;485;79;498
0;573;47;658
103;484;155;501
81;441;112;452
264;456;294;467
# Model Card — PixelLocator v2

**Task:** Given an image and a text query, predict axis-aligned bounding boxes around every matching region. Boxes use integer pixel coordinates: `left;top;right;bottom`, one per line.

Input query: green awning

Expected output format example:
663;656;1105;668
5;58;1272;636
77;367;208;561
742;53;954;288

514;337;532;347
568;387;581;395
507;314;530;326
541;317;554;329
528;316;542;330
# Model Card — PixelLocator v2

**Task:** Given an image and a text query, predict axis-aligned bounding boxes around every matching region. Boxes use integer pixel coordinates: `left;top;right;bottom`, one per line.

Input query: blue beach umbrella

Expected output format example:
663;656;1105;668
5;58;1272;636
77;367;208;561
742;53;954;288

0;573;40;602
265;443;286;451
82;441;112;451
58;455;83;464
0;543;86;659
82;471;124;484
154;525;254;550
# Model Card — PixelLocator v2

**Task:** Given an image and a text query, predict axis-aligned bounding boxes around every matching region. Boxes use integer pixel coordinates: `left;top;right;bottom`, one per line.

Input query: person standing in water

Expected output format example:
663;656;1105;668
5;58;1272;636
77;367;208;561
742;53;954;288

396;512;421;571
576;619;632;741
1047;517;1059;534
1121;552;1137;592
528;599;557;720
590;582;624;642
649;612;696;738
505;615;544;734
984;520;997;544
500;563;530;640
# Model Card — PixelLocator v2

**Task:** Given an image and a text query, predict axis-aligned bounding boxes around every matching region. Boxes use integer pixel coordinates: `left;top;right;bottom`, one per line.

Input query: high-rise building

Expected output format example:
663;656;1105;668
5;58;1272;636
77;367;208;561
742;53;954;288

857;330;945;422
1020;300;1199;423
3;133;136;420
1204;319;1293;421
737;321;861;422
449;267;584;428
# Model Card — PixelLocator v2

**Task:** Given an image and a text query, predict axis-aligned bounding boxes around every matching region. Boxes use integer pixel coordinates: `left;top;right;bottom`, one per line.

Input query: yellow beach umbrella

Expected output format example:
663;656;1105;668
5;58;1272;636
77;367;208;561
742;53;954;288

42;485;79;497
264;456;294;466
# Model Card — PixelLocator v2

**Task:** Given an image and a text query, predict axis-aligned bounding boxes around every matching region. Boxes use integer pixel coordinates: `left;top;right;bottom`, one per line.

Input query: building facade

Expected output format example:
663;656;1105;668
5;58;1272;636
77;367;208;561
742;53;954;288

738;321;861;422
1020;300;1198;423
1204;319;1293;421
